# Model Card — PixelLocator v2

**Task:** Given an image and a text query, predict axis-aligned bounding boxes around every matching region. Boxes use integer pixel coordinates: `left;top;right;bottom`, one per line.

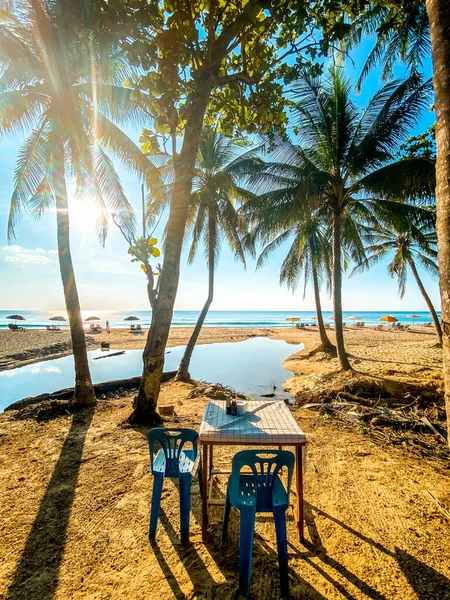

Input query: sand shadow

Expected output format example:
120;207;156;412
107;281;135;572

6;406;95;600
305;503;450;599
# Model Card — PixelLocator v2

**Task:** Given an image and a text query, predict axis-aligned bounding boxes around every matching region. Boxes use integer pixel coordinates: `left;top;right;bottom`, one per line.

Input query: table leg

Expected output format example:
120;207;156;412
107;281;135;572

209;445;214;477
202;444;208;539
295;446;305;543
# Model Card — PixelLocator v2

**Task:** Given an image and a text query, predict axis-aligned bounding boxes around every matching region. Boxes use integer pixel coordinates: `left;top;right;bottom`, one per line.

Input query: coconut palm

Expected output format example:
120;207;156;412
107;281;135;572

353;221;442;343
0;2;157;405
250;68;435;370
247;203;336;352
175;129;262;381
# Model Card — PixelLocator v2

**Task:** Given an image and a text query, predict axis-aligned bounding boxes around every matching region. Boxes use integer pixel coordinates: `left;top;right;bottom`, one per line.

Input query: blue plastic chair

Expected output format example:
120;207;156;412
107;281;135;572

222;450;294;597
147;428;201;543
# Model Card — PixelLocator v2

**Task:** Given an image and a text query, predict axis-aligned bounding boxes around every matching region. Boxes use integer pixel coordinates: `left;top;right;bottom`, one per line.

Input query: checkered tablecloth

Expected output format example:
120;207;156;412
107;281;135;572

199;400;306;445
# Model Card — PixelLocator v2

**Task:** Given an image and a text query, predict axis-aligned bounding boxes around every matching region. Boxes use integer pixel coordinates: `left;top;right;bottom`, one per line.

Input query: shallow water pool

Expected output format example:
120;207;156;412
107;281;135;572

0;337;303;411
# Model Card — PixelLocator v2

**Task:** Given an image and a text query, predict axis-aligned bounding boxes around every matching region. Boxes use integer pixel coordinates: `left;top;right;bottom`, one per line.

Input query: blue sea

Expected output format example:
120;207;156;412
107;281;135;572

0;309;439;329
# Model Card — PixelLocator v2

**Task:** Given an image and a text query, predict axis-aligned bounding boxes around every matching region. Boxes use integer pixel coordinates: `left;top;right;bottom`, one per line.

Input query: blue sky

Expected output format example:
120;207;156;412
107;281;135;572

0;39;439;312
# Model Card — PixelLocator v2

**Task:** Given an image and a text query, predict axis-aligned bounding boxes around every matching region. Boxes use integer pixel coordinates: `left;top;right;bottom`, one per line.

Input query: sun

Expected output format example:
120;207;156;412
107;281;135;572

68;197;105;232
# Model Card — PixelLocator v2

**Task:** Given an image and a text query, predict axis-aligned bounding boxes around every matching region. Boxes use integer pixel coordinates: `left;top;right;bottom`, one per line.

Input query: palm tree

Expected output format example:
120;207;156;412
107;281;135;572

247;204;336;353
175;129;261;381
253;68;435;370
335;0;450;447
0;2;157;406
353;222;442;343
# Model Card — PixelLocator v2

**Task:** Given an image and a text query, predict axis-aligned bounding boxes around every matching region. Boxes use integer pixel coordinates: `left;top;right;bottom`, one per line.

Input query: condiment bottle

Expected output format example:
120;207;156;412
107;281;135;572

231;399;237;416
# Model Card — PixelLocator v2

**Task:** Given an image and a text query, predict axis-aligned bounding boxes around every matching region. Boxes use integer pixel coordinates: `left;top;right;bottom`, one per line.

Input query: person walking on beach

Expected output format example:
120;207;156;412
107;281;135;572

106;320;110;334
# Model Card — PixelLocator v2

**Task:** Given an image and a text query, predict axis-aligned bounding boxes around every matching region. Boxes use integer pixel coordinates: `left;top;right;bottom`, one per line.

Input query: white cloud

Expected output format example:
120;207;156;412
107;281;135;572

1;245;57;264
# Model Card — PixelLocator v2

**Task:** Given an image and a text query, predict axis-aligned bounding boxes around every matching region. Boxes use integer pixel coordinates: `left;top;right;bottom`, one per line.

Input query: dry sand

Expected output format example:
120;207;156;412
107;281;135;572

0;383;449;599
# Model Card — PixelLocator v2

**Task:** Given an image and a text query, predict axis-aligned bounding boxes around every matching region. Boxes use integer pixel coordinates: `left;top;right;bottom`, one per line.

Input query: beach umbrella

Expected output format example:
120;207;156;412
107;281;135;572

285;317;300;327
49;315;66;322
85;316;101;321
347;316;361;323
408;314;420;325
6;314;25;324
379;315;398;323
124;316;140;321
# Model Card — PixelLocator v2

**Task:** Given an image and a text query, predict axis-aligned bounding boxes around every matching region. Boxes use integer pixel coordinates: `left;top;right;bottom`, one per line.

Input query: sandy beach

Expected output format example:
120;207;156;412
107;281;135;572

0;325;448;599
0;323;440;372
1;381;449;599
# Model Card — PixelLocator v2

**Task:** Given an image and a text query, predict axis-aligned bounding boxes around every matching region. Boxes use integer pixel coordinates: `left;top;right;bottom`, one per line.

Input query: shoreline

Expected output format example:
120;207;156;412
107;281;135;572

0;326;281;372
0;324;440;373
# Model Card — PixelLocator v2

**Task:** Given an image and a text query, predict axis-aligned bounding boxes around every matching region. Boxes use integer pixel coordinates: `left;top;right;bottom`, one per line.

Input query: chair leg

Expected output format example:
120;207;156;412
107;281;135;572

179;474;192;544
221;489;231;541
238;507;256;597
273;506;289;598
198;462;203;499
149;474;164;541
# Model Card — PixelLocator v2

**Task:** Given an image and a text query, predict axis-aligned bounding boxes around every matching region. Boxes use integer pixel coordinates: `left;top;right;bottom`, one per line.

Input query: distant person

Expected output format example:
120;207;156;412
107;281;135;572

106;320;110;334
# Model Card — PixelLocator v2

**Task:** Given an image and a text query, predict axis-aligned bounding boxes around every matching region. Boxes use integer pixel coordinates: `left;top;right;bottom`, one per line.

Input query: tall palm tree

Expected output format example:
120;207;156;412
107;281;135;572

252;68;435;370
334;0;450;446
175;129;261;381
0;2;157;406
353;222;442;343
247;204;336;353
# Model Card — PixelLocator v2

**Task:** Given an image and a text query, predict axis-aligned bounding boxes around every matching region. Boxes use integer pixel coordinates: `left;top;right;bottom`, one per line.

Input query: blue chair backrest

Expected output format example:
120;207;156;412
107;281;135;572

147;428;199;478
229;450;295;512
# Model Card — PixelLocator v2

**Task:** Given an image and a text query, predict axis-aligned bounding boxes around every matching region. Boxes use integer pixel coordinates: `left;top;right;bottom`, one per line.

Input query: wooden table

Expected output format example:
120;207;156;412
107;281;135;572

199;400;307;542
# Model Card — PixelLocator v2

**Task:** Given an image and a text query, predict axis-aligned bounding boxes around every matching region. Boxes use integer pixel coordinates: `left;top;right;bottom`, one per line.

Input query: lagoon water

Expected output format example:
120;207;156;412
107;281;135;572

0;337;303;411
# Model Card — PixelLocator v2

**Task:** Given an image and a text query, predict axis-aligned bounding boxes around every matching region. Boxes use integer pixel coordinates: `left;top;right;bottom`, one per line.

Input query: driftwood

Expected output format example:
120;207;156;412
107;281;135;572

93;351;126;360
425;490;450;521
5;371;177;411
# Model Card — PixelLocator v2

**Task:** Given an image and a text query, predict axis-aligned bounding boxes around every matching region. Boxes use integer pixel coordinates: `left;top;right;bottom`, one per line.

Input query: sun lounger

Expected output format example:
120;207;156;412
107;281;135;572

8;323;25;331
136;324;143;331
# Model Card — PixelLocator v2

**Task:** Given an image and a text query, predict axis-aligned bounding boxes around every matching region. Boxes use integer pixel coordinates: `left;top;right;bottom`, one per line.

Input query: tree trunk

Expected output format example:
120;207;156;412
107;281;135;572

54;146;96;407
332;209;351;370
408;258;443;344
426;0;450;443
176;211;216;381
129;87;211;424
311;260;336;354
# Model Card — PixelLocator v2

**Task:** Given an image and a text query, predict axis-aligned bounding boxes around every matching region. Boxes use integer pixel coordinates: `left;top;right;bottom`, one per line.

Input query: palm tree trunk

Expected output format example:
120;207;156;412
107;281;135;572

54;146;96;407
332;209;351;370
407;257;443;344
426;0;450;444
129;89;211;424
176;213;215;382
311;260;335;353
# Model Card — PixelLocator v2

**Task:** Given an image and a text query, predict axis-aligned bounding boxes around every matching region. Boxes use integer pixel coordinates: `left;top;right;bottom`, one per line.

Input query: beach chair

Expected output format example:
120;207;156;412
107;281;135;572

136;324;143;331
147;428;201;544
130;323;136;331
8;323;24;331
342;322;346;327
222;450;294;598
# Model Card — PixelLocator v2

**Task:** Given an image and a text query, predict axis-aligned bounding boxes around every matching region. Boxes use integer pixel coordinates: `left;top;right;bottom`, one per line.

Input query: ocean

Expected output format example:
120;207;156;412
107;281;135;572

0;309;439;329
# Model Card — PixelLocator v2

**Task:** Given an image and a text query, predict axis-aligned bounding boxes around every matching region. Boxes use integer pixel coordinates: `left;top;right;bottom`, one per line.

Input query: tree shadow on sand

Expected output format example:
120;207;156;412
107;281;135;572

304;502;450;600
6;406;95;600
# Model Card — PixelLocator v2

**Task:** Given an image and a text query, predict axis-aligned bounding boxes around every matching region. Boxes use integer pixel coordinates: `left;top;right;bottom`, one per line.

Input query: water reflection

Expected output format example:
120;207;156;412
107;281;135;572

0;337;303;411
